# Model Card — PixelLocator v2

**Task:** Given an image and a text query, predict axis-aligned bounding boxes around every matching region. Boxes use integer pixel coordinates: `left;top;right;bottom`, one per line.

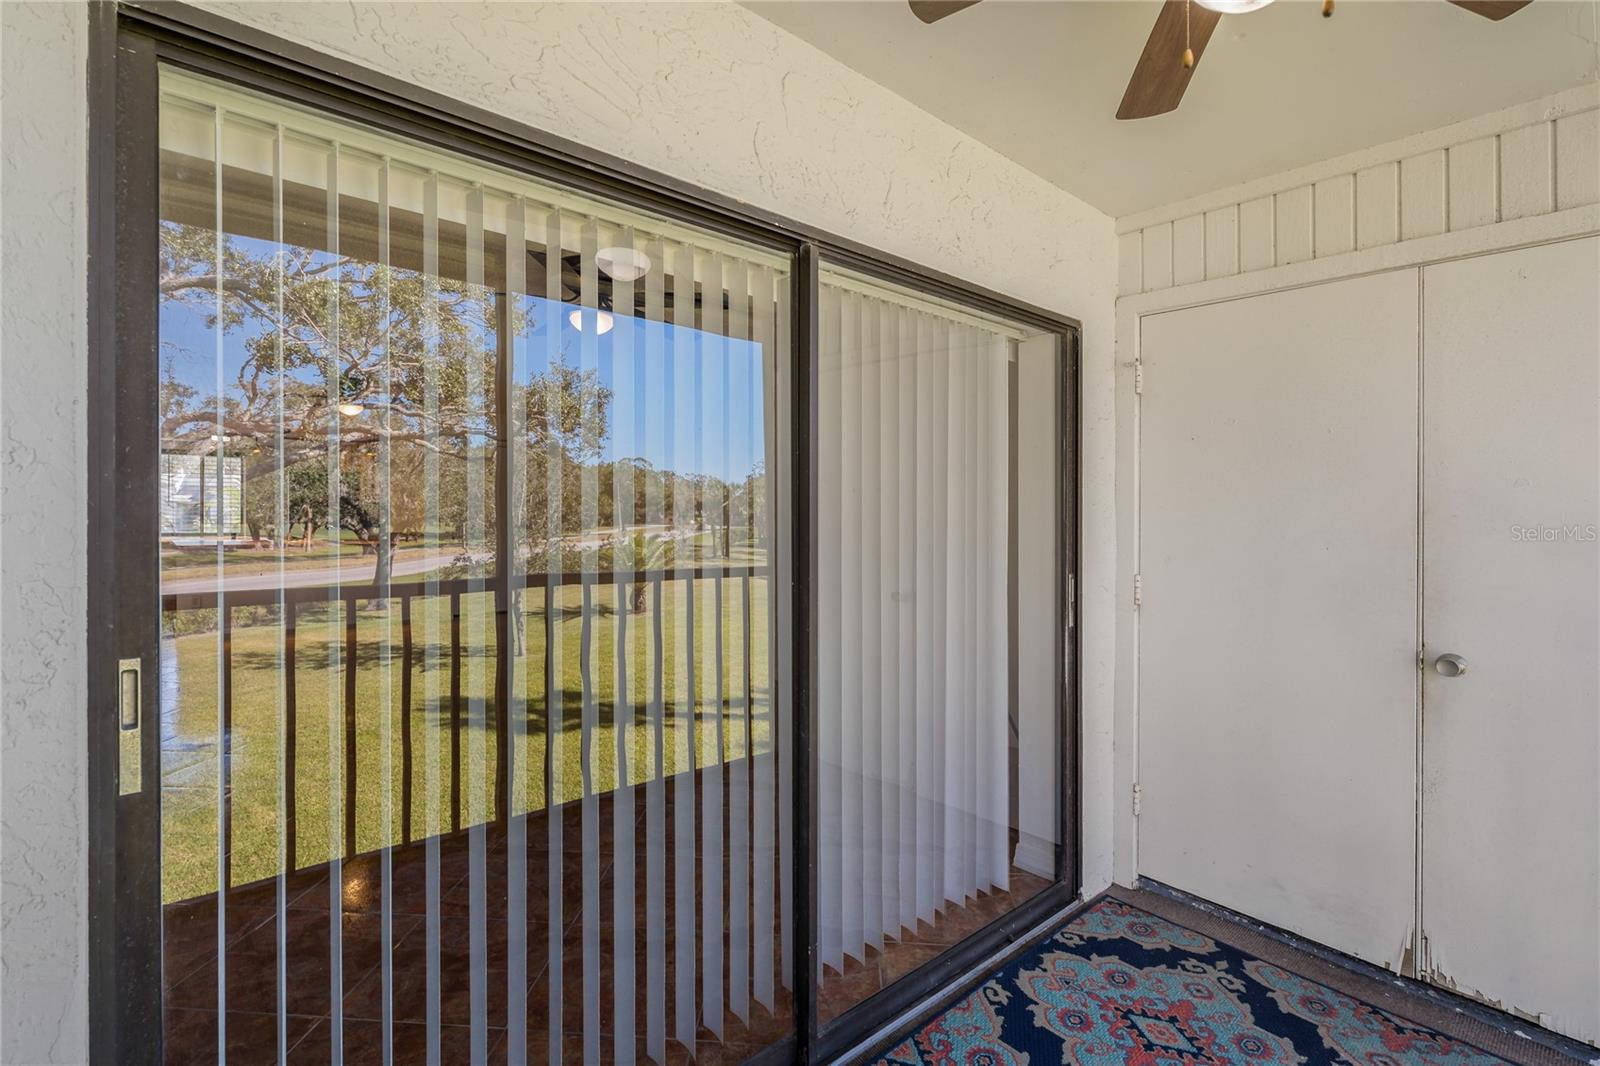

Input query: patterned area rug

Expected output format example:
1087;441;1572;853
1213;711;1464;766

875;897;1512;1065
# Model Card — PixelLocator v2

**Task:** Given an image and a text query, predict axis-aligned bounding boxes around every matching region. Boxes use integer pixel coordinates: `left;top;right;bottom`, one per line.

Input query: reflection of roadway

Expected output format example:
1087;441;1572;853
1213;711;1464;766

160;525;703;596
160;548;469;596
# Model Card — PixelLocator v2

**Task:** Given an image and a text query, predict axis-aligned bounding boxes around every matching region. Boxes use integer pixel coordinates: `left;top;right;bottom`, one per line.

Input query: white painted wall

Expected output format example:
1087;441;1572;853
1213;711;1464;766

1;3;91;1062
0;2;1118;1058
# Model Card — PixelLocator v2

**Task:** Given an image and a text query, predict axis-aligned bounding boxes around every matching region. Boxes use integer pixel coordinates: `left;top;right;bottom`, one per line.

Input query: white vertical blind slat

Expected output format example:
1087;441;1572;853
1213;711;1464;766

612;226;639;1066
817;287;844;977
670;242;698;1051
322;139;346;1066
422;168;445;1066
876;298;902;945
988;336;1012;893
700;252;727;1041
578;218;603;1066
896;303;919;939
505;195;531;1066
839;291;864;963
727;260;752;1028
752;264;778;1012
464;184;492;1065
859;296;885;953
542;206;567;1066
269;118;292;1066
642;237;669;1066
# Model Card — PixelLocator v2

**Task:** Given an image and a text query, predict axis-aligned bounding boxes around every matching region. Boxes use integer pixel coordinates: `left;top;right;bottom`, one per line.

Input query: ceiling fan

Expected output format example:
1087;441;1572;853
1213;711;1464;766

908;0;1533;120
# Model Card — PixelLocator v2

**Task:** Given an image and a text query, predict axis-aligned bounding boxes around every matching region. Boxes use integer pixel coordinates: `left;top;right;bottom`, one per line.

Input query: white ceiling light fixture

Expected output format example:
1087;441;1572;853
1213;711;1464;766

338;402;365;418
568;308;616;335
1193;0;1275;12
596;246;653;282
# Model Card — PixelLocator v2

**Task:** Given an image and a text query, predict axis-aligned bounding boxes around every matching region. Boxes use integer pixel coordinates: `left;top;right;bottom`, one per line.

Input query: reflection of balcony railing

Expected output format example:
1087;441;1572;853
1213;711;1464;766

162;565;766;880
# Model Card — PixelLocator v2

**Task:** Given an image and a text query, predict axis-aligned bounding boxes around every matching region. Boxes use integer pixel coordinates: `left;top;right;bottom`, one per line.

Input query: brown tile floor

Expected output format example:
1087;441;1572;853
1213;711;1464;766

814;867;1054;1024
162;787;1048;1064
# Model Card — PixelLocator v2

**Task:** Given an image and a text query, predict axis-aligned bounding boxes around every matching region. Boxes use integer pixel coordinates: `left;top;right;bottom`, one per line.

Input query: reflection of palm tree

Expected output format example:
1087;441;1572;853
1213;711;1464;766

614;532;674;613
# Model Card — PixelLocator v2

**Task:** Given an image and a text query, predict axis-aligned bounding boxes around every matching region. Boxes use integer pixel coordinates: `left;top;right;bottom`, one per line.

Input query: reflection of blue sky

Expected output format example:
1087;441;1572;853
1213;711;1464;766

160;233;767;485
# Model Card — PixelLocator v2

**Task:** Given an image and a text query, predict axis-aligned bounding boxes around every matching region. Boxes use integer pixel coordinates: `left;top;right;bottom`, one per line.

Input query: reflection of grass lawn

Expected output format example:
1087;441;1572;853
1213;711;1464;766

161;576;772;904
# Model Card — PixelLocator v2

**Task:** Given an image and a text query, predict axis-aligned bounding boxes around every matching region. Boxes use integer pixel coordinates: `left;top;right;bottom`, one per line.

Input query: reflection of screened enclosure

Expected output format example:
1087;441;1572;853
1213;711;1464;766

160;452;243;535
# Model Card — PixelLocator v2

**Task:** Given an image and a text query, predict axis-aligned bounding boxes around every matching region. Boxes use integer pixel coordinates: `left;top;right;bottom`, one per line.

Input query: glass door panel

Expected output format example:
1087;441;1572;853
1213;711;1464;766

155;69;793;1064
812;265;1065;1025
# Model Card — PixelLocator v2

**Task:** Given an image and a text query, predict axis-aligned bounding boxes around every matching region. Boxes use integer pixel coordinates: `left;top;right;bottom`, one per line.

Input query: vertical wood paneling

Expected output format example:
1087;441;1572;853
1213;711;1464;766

1238;195;1275;273
1356;163;1400;250
1401;150;1448;240
1118;231;1143;295
1274;185;1314;266
1117;98;1593;296
1205;206;1239;279
1314;175;1355;257
1448;136;1498;231
1555;109;1600;210
1500;122;1554;221
1172;214;1206;286
1142;222;1174;291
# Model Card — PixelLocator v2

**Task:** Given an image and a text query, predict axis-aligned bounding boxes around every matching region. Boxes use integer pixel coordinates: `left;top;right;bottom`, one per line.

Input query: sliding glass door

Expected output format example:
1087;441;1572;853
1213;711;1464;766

152;69;793;1063
99;21;1076;1064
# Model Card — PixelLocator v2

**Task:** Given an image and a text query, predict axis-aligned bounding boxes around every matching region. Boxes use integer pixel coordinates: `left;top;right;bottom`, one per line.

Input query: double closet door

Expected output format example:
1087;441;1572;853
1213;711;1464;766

1138;236;1599;1046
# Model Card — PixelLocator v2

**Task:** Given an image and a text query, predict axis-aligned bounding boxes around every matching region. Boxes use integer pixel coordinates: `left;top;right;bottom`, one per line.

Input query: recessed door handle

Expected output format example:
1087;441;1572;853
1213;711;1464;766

118;657;142;795
1434;653;1468;677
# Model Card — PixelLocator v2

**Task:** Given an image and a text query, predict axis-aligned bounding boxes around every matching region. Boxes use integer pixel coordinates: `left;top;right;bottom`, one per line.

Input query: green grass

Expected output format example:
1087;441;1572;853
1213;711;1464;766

160;575;773;904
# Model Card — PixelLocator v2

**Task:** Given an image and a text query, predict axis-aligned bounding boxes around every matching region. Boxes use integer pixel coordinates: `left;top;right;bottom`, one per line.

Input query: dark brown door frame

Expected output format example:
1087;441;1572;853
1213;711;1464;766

86;6;1083;1063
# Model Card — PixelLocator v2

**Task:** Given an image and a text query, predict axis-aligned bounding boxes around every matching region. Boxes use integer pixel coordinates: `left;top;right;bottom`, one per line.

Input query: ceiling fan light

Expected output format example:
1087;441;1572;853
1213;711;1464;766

1193;0;1275;12
568;308;616;335
596;246;653;282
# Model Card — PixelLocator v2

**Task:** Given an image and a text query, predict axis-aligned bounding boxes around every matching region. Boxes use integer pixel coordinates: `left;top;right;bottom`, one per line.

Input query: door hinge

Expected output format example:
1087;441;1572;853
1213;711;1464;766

1066;572;1077;630
1132;783;1143;817
1133;572;1143;610
1133;361;1145;395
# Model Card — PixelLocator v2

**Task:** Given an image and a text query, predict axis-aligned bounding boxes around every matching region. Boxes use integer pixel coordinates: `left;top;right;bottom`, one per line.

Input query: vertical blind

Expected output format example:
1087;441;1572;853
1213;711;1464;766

156;69;791;1064
815;270;1019;982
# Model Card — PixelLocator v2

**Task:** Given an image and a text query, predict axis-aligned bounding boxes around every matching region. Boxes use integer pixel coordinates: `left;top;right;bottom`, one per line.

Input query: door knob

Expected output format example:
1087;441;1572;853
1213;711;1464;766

1434;653;1468;677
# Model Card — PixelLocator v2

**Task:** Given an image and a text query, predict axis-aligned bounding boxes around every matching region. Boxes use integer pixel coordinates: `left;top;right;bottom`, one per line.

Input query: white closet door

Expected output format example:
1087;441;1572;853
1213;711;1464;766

1138;271;1420;968
1420;237;1600;1045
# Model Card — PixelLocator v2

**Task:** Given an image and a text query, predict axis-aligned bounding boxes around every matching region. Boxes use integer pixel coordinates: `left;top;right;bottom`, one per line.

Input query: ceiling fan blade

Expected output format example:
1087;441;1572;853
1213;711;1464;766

909;0;982;24
1117;0;1223;121
1446;0;1532;18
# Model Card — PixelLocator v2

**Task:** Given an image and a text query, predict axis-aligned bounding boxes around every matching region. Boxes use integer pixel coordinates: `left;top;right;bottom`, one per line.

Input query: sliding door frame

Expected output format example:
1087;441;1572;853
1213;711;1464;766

86;5;1081;1063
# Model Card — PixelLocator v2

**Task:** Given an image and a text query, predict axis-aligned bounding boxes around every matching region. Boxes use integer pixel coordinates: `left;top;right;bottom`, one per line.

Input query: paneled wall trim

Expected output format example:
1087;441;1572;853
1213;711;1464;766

1117;84;1600;298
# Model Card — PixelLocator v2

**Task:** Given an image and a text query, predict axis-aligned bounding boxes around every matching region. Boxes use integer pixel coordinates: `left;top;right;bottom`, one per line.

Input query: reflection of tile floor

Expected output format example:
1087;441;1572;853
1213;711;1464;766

815;866;1053;1026
162;788;1048;1063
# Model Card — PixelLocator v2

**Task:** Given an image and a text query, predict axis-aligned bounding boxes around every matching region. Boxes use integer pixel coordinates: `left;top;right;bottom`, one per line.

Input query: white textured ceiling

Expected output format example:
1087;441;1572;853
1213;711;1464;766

744;0;1600;217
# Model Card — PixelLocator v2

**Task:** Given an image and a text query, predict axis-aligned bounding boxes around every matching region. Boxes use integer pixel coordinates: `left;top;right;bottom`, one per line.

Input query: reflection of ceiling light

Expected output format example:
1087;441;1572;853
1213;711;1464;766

596;246;652;282
1194;0;1274;11
568;308;615;335
338;402;365;417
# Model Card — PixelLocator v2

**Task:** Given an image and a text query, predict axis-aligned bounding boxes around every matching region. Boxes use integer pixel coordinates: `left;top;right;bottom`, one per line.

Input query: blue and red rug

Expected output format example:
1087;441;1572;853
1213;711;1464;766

875;897;1512;1066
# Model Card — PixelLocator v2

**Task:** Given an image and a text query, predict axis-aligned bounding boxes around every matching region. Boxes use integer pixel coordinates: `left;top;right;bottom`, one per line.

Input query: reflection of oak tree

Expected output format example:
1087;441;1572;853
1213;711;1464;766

159;222;612;594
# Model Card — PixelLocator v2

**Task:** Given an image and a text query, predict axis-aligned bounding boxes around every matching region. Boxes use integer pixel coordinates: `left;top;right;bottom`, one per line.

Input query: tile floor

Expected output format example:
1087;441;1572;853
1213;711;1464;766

161;787;1049;1064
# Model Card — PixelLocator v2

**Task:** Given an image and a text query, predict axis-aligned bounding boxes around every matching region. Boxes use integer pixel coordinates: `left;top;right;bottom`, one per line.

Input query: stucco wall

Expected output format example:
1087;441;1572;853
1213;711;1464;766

0;3;1119;1059
1;3;90;1063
